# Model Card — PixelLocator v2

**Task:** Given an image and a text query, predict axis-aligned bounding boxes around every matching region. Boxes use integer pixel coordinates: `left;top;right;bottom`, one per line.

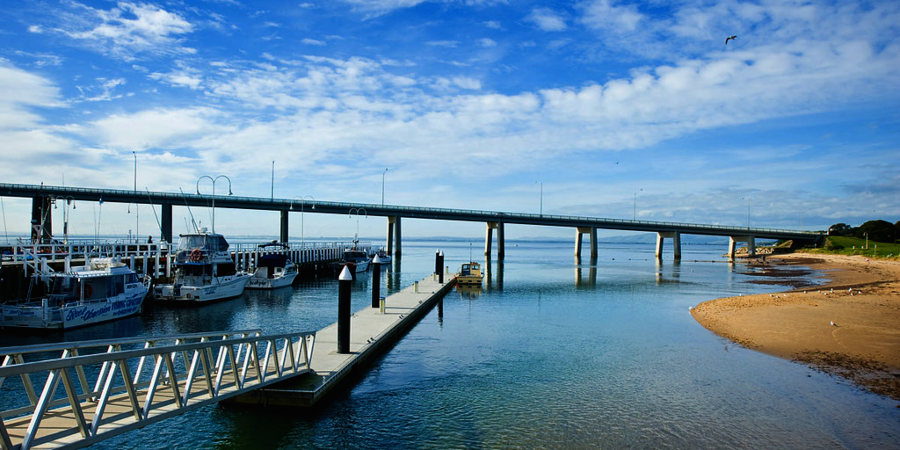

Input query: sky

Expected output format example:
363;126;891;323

0;0;898;241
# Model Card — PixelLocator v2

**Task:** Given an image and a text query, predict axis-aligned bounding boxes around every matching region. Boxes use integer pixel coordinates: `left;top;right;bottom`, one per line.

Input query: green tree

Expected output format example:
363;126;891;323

855;220;895;243
828;223;853;236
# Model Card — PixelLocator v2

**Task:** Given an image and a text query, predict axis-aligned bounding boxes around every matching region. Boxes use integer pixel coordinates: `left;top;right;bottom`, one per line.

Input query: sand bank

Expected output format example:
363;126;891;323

691;253;900;400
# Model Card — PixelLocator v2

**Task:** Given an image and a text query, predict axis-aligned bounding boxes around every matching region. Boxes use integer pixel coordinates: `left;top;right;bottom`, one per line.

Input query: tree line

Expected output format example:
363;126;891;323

828;220;900;243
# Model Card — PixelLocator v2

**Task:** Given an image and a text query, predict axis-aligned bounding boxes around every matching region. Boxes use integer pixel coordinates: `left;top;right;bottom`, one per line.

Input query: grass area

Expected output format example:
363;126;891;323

805;235;900;259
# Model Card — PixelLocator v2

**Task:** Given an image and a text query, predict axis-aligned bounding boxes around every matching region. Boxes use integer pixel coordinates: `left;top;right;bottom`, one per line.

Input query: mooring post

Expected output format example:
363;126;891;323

371;254;383;308
434;249;440;276
438;251;444;284
338;265;352;353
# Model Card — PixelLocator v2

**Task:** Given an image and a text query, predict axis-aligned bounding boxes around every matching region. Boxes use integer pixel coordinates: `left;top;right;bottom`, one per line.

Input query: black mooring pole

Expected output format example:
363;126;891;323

434;249;440;276
371;254;382;308
338;265;352;354
438;251;444;283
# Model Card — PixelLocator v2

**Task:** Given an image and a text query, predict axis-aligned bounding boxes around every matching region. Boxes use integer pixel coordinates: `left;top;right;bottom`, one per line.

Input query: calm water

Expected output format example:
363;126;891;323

3;239;899;448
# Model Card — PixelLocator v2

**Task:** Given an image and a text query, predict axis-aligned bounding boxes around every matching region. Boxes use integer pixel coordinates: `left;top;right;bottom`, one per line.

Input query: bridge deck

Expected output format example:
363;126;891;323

230;274;456;407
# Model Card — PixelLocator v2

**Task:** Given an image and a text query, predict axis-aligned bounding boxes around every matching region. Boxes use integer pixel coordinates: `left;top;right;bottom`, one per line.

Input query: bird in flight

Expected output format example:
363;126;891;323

725;35;737;45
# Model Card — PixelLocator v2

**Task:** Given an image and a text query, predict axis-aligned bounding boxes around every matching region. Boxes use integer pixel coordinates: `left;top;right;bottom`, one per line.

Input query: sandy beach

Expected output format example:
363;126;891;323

691;253;900;400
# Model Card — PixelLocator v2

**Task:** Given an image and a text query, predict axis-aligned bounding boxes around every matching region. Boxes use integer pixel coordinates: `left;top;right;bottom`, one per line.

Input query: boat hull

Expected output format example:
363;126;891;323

0;290;146;330
154;274;251;303
246;272;298;289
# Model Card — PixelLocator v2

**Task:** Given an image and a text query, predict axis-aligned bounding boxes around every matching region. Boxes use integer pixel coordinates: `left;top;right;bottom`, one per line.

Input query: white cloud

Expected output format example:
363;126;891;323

149;69;203;89
479;38;497;48
580;0;643;33
301;38;326;46
27;25;43;33
57;2;194;59
528;7;567;31
0;60;65;129
426;40;459;48
76;77;126;102
85;107;223;151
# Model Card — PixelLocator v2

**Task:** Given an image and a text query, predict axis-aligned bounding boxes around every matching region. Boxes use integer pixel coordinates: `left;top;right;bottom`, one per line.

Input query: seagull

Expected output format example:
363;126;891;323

830;321;838;327
725;35;737;45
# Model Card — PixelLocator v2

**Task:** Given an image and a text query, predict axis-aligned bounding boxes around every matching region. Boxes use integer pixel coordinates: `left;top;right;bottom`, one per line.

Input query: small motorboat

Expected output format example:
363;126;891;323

247;243;298;289
457;262;483;286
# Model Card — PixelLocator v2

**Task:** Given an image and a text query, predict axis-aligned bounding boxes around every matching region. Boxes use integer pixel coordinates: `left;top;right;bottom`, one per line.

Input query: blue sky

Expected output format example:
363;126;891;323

1;0;898;240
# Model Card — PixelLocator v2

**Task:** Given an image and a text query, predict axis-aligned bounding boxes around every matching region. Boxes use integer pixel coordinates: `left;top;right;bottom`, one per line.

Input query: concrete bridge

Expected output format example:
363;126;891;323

0;183;823;261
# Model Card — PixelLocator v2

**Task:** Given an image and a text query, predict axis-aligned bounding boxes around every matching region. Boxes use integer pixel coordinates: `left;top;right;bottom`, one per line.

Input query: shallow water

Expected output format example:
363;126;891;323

3;240;898;448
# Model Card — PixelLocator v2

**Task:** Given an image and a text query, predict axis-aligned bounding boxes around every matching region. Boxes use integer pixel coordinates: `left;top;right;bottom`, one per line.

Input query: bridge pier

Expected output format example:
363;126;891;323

574;227;597;260
30;196;53;243
387;216;401;258
280;210;289;243
655;231;681;261
728;236;756;260
484;222;505;260
161;203;173;243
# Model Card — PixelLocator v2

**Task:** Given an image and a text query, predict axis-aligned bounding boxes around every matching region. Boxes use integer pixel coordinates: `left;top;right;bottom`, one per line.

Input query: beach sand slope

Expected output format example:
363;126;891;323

692;253;900;400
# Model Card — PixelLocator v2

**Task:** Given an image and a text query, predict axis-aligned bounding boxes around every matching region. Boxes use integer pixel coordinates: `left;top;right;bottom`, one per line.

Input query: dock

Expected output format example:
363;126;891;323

228;274;456;407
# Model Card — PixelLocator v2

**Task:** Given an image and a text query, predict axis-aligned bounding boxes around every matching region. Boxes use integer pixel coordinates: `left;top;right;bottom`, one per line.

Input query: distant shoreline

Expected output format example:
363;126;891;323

691;253;900;400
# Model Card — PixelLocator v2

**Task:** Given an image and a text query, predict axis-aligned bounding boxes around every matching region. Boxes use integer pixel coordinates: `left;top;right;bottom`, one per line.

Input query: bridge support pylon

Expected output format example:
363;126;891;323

161;203;173;243
387;216;401;258
280;210;289;243
485;222;505;260
574;227;597;260
655;231;681;261
728;236;756;260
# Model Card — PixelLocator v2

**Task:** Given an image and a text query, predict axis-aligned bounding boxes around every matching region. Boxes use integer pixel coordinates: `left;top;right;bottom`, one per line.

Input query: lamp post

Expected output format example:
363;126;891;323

349;207;367;243
133;151;139;241
270;161;275;200
196;175;232;234
535;181;543;216
291;195;315;248
381;168;388;206
633;188;642;221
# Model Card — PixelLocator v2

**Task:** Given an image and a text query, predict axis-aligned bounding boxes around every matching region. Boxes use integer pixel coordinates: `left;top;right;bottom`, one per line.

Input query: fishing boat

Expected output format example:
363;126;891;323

342;240;370;273
153;228;250;303
457;262;484;286
0;258;148;330
247;242;298;289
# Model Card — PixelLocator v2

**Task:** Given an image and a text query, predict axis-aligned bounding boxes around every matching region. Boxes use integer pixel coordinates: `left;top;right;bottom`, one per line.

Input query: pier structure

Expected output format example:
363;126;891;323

0;274;455;448
728;235;756;260
229;273;456;407
484;222;505;260
1;183;822;262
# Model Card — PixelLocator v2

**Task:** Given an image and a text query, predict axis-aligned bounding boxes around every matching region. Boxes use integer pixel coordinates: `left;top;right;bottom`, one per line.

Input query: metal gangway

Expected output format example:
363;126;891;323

0;329;316;449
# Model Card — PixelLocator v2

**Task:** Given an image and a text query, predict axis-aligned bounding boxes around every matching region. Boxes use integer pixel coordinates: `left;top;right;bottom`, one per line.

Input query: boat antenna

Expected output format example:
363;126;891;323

179;187;199;232
469;242;472;262
0;196;8;243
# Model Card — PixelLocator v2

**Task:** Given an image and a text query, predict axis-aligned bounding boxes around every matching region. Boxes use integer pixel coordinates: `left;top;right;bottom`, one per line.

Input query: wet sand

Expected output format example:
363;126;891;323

691;253;900;400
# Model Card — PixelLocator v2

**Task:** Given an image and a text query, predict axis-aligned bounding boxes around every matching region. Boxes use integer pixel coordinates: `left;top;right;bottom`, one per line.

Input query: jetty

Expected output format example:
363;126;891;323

229;273;456;407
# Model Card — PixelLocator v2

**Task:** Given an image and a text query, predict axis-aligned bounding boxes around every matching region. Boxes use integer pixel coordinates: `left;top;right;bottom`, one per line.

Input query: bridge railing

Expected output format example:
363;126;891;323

0;329;316;449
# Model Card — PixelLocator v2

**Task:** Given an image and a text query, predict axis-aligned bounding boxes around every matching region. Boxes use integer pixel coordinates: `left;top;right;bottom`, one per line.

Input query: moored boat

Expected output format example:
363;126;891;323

247;243;298;289
457;262;484;286
0;258;148;330
342;248;370;273
153;228;250;303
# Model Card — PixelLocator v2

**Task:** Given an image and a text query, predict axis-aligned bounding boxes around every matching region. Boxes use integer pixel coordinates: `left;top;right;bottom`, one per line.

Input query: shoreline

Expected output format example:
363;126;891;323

691;253;900;401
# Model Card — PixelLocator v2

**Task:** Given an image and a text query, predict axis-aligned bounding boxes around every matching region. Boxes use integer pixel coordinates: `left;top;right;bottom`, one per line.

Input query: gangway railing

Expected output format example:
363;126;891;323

0;329;316;449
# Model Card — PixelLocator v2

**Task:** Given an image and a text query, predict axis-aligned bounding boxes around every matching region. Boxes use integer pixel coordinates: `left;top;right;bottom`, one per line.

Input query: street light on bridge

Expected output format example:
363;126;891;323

196;175;232;234
291;195;316;248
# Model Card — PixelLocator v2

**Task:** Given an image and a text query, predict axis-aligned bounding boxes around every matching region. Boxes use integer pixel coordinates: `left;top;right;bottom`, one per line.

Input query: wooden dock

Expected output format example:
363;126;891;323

228;274;456;408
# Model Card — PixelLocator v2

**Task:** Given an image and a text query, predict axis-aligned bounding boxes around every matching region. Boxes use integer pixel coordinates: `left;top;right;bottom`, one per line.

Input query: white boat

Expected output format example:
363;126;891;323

153;228;250;303
342;248;370;273
373;249;391;265
0;258;148;330
246;243;298;290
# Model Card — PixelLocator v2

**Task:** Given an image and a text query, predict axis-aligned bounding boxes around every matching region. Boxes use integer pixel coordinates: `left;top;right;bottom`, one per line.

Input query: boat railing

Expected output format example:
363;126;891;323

0;328;316;449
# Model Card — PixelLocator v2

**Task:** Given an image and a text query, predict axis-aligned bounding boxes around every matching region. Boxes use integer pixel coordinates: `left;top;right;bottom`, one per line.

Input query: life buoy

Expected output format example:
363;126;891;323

190;249;202;262
83;284;93;298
